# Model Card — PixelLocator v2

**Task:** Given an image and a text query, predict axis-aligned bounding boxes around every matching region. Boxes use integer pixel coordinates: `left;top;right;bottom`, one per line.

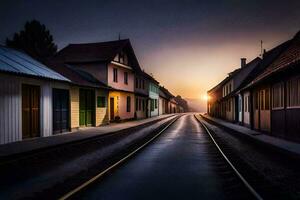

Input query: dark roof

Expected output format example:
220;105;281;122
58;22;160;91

159;86;175;99
0;46;69;82
55;39;142;71
207;64;244;93
142;71;159;84
243;38;293;89
46;61;109;89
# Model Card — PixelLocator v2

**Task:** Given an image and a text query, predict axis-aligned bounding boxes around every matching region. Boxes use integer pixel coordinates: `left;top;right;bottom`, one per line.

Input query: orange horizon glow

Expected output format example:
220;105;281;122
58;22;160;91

141;31;296;100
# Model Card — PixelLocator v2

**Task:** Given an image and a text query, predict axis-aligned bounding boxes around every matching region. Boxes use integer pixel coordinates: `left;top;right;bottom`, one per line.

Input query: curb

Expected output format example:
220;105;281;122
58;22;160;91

199;114;300;160
0;115;176;163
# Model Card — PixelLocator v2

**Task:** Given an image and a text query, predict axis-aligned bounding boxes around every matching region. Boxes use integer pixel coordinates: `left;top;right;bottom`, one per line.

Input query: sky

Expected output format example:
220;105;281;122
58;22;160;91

1;0;300;105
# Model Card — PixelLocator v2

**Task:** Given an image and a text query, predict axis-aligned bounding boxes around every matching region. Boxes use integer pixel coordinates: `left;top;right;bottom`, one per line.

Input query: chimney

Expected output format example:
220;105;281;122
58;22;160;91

241;58;246;68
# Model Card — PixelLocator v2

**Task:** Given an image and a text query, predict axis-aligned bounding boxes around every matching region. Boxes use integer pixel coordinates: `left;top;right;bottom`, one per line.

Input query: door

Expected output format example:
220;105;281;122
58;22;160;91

110;97;115;120
53;89;69;134
238;95;242;122
79;89;95;126
22;84;40;139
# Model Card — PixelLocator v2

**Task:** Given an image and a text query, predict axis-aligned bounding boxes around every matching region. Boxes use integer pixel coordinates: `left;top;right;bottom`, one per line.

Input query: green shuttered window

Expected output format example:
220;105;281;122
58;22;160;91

97;96;106;108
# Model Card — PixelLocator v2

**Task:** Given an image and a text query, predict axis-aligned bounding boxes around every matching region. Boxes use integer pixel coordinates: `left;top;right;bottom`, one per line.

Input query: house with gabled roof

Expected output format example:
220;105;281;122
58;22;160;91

53;39;142;122
208;57;261;122
0;46;71;144
47;60;111;130
142;72;160;117
241;31;300;141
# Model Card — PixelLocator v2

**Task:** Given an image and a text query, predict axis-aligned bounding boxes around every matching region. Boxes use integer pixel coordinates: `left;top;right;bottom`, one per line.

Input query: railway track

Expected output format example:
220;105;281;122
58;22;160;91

194;115;263;200
59;115;181;200
58;114;264;200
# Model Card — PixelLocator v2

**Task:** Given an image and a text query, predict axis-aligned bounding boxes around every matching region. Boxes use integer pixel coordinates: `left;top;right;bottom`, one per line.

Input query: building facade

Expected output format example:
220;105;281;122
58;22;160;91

54;39;142;122
0;46;70;144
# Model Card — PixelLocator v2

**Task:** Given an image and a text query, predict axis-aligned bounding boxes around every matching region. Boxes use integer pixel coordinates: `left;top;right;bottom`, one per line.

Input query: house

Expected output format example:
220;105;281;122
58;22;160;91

207;77;230;118
208;57;261;122
47;61;110;130
237;41;290;128
142;72;159;117
54;39;142;122
159;86;171;115
134;71;149;119
242;31;300;141
0;46;70;144
174;95;188;113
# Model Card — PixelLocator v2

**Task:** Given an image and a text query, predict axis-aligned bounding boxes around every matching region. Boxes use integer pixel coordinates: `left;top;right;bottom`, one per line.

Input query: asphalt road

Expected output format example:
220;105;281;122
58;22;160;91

74;114;254;200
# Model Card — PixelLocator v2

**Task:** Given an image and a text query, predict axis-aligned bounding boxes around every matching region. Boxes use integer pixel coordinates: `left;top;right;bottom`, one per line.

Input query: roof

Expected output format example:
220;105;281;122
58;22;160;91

46;61;110;89
142;71;159;84
55;39;142;71
207;63;245;93
243;37;293;89
0;46;69;82
159;86;175;99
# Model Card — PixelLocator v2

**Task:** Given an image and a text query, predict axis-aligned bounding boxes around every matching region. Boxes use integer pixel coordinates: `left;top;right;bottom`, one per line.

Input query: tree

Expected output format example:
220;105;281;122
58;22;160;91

6;20;57;63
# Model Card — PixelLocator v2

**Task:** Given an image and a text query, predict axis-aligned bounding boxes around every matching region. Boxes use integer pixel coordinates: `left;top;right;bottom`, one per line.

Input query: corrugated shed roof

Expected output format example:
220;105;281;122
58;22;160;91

0;46;69;82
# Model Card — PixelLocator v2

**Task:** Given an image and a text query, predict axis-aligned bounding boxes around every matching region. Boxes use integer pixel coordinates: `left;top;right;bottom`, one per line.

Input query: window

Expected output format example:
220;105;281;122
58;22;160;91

97;96;106;108
113;68;118;82
287;77;300;107
142;99;145;111
151;99;154;111
120;52;124;63
124;54;128;65
265;89;270;110
260;90;265;110
139;79;142;89
139;99;142;110
124;72;128;85
260;89;270;110
136;98;138;111
136;78;139;88
238;97;242;112
155;99;158;109
142;80;145;89
255;92;259;109
244;95;249;112
127;96;131;112
272;83;284;109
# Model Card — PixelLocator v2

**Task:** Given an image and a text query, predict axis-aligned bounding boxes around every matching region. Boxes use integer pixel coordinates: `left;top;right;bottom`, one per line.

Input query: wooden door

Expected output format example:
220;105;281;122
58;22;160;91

53;89;69;134
86;90;94;126
79;89;95;126
22;84;40;139
79;89;86;126
110;97;115;120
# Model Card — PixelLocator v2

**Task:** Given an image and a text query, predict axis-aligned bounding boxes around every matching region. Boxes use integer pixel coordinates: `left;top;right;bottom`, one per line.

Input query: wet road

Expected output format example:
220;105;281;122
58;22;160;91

74;114;252;200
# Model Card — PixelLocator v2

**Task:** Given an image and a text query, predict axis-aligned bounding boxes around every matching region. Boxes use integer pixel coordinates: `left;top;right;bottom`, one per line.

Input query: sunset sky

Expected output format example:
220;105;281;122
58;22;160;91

1;0;300;103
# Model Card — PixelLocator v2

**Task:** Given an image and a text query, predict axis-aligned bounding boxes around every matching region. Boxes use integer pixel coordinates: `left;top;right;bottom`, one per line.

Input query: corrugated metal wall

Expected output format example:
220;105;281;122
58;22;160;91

0;73;70;145
0;76;22;144
41;82;52;137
